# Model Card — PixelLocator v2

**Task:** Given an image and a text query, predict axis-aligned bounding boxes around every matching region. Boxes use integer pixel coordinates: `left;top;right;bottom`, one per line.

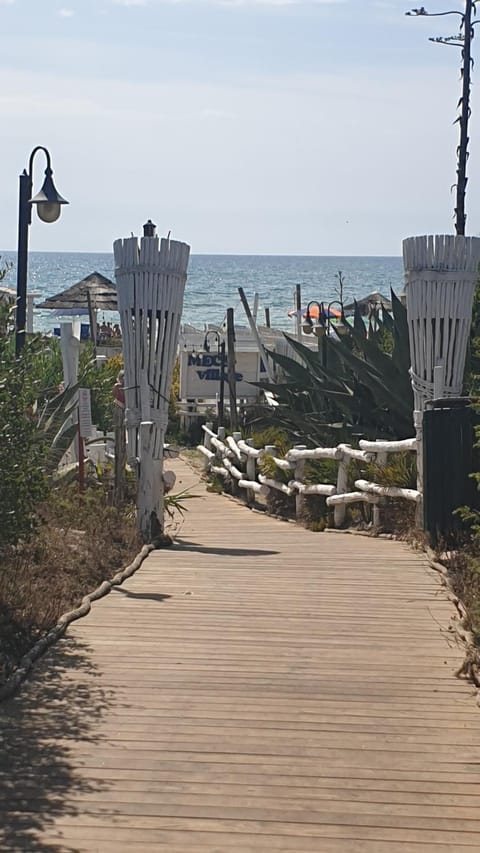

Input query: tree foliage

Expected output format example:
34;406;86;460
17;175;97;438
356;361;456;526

0;309;50;548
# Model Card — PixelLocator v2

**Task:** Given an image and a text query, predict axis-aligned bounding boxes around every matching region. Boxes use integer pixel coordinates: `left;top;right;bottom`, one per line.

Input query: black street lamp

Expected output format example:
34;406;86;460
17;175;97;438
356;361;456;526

16;146;68;354
204;330;226;427
303;299;348;368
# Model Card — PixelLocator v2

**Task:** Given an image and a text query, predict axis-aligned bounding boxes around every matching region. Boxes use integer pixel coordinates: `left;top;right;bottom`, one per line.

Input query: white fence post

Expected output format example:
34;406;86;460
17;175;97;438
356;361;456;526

294;444;307;520
373;451;387;528
334;451;348;528
114;222;190;542
245;437;257;504
60;321;81;464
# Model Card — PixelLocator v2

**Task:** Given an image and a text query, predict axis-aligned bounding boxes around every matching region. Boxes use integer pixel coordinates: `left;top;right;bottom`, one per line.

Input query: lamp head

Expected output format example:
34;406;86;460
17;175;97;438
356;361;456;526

30;167;68;223
313;323;326;338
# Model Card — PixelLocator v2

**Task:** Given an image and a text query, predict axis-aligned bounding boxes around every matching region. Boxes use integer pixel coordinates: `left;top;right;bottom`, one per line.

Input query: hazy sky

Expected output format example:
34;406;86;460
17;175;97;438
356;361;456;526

0;0;475;254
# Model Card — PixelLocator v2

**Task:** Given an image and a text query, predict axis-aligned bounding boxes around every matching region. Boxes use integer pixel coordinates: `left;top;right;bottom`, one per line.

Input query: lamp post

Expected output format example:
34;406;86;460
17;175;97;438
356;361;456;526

204;330;226;427
303;299;348;367
16;146;68;354
406;3;478;235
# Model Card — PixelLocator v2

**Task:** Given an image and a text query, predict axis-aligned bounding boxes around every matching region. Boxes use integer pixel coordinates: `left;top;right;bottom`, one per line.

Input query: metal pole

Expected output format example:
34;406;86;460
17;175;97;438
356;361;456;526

226;307;238;431
295;283;302;341
265;307;271;328
218;339;226;427
321;303;327;369
15;171;32;355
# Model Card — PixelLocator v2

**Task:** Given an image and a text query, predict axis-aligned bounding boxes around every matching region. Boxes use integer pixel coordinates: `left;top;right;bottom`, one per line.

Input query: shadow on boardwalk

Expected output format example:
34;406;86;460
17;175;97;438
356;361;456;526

0;638;113;852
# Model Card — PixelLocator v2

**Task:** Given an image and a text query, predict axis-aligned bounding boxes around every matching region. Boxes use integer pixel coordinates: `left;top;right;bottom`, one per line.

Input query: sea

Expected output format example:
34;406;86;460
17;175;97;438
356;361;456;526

0;251;404;334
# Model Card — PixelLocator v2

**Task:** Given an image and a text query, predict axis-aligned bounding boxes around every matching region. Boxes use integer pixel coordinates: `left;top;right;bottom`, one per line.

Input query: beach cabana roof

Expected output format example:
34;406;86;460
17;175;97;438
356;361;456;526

343;291;391;315
36;271;118;312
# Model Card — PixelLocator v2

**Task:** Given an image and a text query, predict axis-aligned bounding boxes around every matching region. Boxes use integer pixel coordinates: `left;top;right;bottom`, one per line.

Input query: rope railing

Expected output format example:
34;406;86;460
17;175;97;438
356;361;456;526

198;424;420;529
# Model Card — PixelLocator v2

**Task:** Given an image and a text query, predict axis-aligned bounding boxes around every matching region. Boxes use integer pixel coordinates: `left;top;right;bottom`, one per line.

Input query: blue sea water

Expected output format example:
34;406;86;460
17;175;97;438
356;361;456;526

0;251;404;334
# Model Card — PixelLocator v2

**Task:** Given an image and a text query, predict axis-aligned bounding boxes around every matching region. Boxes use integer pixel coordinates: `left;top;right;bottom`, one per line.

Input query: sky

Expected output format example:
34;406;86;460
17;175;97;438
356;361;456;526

0;0;476;255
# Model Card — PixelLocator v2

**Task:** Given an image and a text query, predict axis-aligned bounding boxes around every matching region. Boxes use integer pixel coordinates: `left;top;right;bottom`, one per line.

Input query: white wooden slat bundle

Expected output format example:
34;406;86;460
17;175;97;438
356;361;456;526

403;234;480;409
114;231;190;541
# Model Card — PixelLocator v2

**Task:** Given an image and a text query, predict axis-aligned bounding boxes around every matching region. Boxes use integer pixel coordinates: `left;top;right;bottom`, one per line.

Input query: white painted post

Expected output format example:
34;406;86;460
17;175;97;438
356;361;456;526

202;421;213;472
334;451;348;528
372;451;387;528
60;322;80;388
26;292;37;334
294;444;307;520
60;322;81;463
245;437;257;504
114;223;190;543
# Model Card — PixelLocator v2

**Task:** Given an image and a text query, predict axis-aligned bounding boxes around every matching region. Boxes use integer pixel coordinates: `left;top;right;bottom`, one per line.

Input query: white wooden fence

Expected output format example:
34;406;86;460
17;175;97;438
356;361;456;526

198;425;419;528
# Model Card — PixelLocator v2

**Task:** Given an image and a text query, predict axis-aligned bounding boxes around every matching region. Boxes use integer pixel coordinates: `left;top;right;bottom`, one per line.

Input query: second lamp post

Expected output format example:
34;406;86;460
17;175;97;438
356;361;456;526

204;330;226;427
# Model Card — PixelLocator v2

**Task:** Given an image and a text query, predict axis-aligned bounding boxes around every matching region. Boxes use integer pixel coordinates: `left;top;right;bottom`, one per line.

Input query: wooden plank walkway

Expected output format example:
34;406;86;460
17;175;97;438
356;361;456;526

2;457;480;852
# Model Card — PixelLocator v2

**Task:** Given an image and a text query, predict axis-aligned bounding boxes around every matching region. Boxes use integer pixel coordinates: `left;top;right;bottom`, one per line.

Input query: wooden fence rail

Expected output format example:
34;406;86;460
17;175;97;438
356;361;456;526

198;425;420;528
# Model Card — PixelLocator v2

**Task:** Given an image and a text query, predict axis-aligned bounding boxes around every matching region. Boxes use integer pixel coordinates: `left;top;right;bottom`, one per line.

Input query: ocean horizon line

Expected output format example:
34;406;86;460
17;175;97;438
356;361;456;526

0;249;403;260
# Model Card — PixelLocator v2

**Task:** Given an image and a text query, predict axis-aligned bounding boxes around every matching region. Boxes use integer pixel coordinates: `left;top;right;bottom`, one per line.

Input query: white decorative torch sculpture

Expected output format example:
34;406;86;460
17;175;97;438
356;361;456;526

403;234;480;500
114;220;190;542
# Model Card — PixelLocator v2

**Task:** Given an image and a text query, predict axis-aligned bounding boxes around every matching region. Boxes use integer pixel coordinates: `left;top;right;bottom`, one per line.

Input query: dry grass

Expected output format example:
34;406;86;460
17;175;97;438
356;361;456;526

0;480;141;685
447;550;480;644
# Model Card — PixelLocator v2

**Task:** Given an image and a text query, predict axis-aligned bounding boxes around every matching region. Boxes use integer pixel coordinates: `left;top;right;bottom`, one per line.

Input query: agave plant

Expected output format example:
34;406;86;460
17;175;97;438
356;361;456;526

35;383;81;476
255;290;414;444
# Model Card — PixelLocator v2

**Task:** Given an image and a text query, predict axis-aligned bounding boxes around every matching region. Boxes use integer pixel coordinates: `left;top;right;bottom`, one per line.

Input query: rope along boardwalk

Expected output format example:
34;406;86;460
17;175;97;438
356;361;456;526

1;458;480;852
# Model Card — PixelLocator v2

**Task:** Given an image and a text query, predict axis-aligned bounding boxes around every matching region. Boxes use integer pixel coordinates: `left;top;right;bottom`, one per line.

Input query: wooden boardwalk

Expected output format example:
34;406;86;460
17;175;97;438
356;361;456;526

2;458;480;852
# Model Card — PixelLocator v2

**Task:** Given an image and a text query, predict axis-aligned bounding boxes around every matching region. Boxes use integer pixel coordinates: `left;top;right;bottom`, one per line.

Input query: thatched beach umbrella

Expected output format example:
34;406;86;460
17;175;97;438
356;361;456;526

36;271;117;313
37;271;118;353
343;290;391;317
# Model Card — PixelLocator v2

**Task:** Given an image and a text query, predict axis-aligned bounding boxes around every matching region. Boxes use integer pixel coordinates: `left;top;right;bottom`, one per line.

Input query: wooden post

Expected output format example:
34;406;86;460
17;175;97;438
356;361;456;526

294;444;307;521
227;307;238;431
373;451;387;528
295;283;302;341
334;453;348;527
113;372;127;506
252;292;259;323
137;421;163;543
245;437;257;506
202;422;213;472
265;307;271;328
86;289;97;359
238;286;276;384
78;422;85;494
218;340;226;427
60;322;80;463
